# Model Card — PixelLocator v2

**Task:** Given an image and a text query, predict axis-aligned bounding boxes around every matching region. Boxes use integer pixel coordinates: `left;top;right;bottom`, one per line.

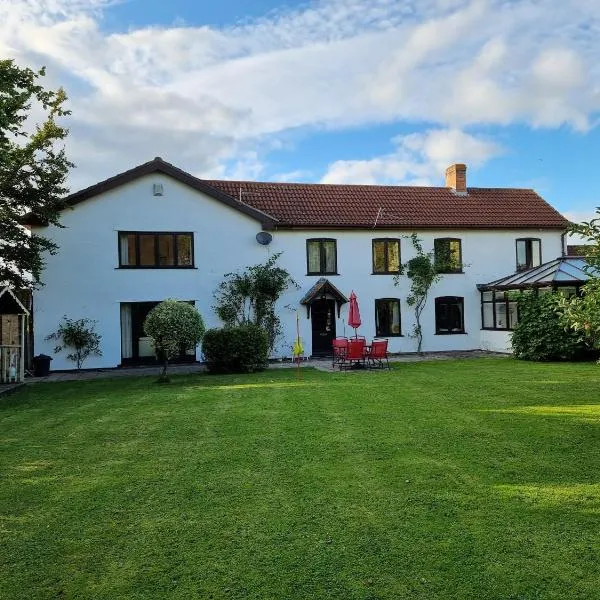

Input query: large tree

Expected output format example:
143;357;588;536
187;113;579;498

0;59;73;289
559;210;600;354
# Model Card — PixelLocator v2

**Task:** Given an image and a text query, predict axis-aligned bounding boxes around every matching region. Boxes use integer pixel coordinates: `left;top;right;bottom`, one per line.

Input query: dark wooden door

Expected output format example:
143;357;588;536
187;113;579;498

311;299;336;356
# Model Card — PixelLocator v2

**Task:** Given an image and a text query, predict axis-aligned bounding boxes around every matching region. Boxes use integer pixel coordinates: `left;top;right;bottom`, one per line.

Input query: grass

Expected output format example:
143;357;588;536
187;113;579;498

1;358;600;599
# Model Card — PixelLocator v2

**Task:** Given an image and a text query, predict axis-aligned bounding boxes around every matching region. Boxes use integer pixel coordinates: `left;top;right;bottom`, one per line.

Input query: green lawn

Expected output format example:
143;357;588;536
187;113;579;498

1;359;600;599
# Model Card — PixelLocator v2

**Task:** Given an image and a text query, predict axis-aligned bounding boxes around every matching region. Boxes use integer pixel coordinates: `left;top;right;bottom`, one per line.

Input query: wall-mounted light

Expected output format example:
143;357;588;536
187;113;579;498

153;183;164;196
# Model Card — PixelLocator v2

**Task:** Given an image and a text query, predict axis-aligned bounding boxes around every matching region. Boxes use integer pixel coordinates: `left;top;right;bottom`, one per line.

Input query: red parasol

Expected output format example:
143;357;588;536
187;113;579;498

348;291;361;337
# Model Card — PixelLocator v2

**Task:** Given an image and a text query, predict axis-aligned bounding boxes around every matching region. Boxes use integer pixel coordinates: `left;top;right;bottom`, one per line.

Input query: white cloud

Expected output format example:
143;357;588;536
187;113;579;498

321;128;502;184
1;0;600;188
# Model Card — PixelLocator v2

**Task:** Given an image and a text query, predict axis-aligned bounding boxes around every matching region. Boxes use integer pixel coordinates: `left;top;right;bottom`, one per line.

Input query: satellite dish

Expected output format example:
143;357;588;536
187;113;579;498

256;231;273;245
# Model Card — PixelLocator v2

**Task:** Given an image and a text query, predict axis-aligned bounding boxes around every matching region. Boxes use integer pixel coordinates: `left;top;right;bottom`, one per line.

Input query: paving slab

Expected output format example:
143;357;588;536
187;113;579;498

25;350;508;383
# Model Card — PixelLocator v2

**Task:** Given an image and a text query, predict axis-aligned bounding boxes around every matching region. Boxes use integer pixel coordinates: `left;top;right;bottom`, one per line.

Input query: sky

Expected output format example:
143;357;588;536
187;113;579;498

1;0;600;225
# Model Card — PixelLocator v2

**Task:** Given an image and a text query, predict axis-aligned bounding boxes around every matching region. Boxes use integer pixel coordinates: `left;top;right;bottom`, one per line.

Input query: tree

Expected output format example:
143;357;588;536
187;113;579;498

394;234;441;354
213;253;298;351
558;209;600;353
144;300;206;383
1;60;73;289
46;317;102;369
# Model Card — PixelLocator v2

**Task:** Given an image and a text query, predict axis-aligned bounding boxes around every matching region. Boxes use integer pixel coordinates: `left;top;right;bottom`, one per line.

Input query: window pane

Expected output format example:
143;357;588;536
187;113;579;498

482;302;494;328
531;239;541;267
373;241;386;273
307;241;321;273
158;235;175;266
375;299;400;336
482;291;493;302
139;235;156;266
387;240;400;272
323;240;336;273
177;235;193;266
516;240;527;270
436;297;464;333
449;240;461;270
119;233;136;266
390;300;401;334
508;302;519;328
495;302;507;329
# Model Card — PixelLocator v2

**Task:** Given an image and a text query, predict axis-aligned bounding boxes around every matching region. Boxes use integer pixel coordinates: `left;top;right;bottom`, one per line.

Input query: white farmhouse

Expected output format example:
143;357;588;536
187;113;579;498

28;158;569;370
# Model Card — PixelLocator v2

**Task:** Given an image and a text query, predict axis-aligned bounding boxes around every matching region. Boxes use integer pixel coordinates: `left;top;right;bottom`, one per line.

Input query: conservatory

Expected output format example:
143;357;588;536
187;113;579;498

0;287;29;384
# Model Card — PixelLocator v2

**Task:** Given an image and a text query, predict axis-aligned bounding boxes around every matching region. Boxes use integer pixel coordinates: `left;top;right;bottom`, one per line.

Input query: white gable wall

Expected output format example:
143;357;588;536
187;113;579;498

33;174;564;369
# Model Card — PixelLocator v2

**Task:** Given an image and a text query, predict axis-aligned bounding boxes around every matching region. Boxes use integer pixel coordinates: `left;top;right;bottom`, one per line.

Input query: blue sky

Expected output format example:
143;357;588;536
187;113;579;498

1;0;599;223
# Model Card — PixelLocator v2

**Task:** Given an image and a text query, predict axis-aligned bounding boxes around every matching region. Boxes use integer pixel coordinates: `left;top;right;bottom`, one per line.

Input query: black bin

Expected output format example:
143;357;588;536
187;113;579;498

32;354;53;377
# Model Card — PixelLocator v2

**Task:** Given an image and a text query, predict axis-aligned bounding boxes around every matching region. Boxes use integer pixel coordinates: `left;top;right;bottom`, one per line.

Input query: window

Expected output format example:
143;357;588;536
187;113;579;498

306;239;337;275
481;291;519;330
434;238;462;273
435;296;465;334
375;299;402;337
372;239;400;274
119;232;194;268
516;238;541;271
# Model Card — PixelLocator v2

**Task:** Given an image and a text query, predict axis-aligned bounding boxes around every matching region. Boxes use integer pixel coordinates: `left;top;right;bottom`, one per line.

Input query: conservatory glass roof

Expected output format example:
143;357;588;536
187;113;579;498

478;257;598;291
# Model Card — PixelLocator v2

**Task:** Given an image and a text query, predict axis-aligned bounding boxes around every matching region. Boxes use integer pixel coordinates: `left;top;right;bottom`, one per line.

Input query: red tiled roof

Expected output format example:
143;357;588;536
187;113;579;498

204;179;569;230
23;157;569;230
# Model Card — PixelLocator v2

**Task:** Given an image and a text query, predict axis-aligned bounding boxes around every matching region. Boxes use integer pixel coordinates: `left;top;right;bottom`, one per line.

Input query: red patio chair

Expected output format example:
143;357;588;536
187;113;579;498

332;338;349;368
343;338;367;369
367;339;390;370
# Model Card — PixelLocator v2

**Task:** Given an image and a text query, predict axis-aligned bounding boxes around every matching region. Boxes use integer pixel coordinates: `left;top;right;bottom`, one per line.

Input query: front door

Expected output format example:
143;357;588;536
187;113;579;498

311;299;336;356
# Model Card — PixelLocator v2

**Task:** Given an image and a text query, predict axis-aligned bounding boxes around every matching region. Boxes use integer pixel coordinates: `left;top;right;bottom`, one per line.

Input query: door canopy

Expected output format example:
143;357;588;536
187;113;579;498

300;278;349;318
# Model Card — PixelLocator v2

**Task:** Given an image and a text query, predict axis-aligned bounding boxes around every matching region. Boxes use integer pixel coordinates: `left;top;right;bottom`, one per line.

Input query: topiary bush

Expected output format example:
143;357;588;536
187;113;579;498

202;324;269;373
511;292;587;361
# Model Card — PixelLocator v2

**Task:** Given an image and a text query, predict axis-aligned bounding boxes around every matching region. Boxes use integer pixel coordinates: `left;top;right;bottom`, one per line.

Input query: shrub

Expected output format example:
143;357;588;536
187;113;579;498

511;292;587;361
144;300;205;382
46;317;102;369
202;324;269;374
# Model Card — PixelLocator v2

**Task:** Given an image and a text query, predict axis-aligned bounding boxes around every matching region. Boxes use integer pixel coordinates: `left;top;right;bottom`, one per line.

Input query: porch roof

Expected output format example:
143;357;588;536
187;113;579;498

300;278;349;305
0;288;29;315
477;256;598;291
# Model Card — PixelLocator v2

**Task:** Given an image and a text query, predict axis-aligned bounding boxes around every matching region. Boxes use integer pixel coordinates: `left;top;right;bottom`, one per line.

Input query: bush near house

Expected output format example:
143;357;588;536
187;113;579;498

511;292;587;361
45;317;102;369
202;324;269;373
144;300;205;383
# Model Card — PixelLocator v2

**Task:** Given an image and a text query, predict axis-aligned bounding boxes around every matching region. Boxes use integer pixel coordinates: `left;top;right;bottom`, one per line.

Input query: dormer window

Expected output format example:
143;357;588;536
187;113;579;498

516;238;541;271
118;232;194;268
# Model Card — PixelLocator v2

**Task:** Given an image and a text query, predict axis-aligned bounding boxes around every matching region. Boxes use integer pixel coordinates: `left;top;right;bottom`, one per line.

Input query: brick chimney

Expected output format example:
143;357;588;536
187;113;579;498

445;163;467;194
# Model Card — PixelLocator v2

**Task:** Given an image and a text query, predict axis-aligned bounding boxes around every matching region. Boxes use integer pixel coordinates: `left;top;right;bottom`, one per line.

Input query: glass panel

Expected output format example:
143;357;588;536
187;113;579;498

558;286;577;298
373;241;386;273
176;235;193;266
450;300;463;331
508;302;519;329
482;303;494;328
158;235;175;266
449;240;461;270
516;240;527;270
387;240;400;273
495;302;507;329
531;240;541;267
307;240;321;273
494;291;506;301
390;300;401;334
482;291;493;302
119;233;136;266
139;235;156;266
323;240;336;273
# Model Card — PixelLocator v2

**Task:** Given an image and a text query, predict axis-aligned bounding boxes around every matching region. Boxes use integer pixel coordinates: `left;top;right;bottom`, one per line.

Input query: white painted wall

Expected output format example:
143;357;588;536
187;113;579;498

32;173;564;369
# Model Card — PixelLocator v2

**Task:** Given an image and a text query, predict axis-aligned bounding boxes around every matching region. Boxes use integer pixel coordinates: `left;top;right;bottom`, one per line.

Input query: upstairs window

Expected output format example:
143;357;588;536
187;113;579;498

435;296;465;334
516;238;541;271
434;238;462;273
375;299;402;337
119;232;194;268
306;239;337;275
372;239;400;274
